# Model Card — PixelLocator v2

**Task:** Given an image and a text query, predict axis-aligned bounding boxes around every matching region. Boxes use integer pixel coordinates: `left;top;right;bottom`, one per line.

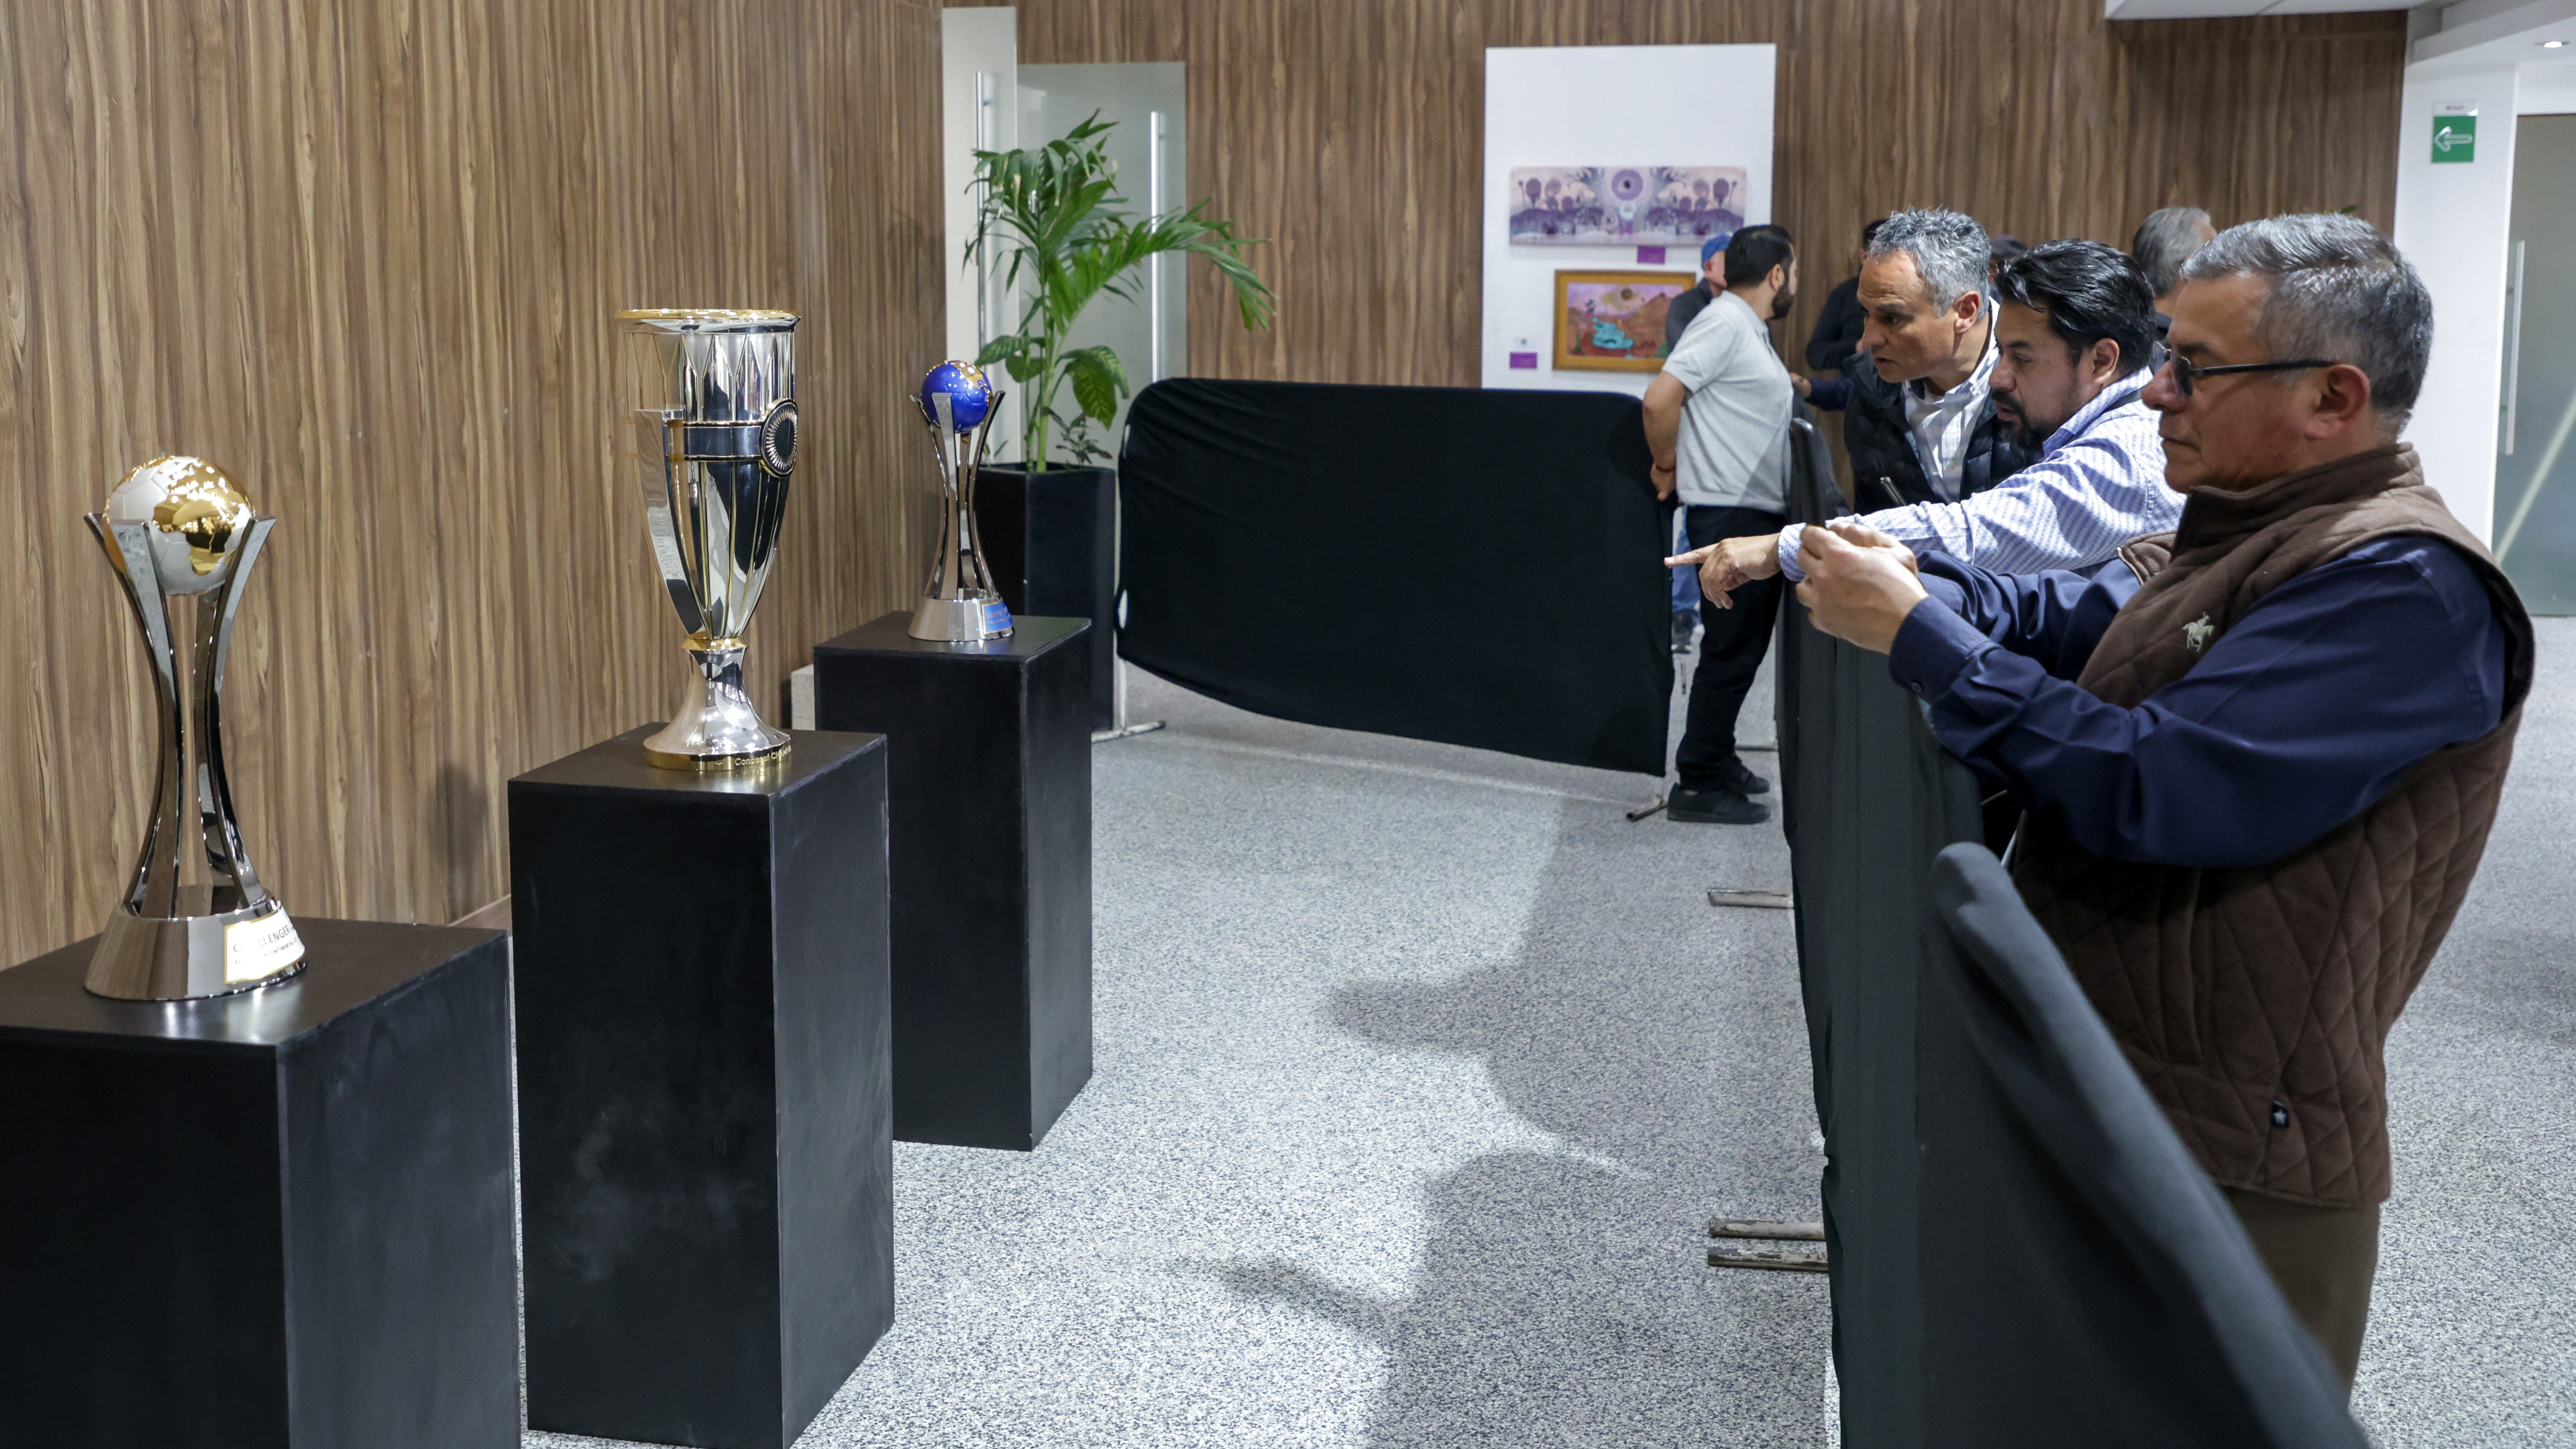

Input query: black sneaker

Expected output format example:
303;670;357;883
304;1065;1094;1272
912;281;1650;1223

1718;758;1772;796
1667;785;1771;824
1671;611;1698;653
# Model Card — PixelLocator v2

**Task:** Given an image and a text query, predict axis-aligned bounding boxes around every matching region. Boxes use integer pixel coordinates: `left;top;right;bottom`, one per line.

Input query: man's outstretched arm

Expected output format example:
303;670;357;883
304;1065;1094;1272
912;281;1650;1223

1801;527;2509;869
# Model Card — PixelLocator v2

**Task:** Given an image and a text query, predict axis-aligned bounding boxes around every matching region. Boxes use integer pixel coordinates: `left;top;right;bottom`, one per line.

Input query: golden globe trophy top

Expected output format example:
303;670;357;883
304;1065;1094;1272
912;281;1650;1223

617;309;800;770
85;456;305;1001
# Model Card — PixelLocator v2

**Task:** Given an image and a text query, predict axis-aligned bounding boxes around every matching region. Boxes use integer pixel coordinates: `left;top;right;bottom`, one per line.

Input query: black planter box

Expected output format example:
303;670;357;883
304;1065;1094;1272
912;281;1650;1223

811;612;1093;1151
509;726;892;1449
0;920;517;1449
977;463;1116;732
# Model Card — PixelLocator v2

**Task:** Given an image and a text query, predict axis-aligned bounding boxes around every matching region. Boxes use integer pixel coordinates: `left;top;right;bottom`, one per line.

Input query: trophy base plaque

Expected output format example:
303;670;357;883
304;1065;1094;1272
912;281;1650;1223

643;635;793;771
87;890;306;1002
907;590;1014;643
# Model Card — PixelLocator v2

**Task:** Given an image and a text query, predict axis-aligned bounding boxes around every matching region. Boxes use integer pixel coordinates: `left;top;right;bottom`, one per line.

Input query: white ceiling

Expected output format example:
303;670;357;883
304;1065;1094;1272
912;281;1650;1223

2104;0;2411;17
2412;0;2576;64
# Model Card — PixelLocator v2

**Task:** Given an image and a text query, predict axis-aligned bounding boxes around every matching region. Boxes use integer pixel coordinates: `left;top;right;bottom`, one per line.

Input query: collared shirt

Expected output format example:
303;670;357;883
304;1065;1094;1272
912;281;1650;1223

1661;291;1791;512
1776;367;2175;581
1884;539;2507;868
1903;321;1999;501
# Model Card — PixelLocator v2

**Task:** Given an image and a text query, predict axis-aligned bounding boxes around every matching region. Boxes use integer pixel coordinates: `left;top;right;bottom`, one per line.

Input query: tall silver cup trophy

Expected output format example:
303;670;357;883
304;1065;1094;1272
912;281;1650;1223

908;360;1014;642
619;309;800;769
85;456;305;1000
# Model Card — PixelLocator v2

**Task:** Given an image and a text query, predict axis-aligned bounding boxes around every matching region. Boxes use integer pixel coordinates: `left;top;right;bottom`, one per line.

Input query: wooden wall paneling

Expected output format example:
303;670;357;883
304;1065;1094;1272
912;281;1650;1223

0;0;943;965
995;0;2404;392
2105;15;2406;238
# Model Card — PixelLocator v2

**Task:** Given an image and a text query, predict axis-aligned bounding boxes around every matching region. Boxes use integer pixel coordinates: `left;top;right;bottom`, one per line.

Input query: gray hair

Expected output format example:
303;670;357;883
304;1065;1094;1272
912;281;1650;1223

2178;213;2433;433
2130;206;2213;297
1866;209;1990;310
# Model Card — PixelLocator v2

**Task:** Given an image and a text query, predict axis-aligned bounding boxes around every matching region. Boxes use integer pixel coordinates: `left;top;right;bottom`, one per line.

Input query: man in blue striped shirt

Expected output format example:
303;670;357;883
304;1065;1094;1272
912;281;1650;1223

1673;239;2175;602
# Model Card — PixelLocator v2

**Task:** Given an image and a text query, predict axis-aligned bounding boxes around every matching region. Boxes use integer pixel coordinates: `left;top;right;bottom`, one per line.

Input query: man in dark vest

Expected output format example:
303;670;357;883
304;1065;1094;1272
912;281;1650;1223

1837;208;2036;512
1787;214;2534;1391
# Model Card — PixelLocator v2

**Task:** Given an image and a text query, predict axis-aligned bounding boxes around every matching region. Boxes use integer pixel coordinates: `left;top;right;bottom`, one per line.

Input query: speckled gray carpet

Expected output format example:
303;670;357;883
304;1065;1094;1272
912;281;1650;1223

528;620;2575;1449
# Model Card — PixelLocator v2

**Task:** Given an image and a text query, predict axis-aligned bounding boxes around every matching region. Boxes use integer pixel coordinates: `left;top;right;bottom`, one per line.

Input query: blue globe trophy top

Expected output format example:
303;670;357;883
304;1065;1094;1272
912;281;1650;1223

917;360;995;433
907;359;1014;642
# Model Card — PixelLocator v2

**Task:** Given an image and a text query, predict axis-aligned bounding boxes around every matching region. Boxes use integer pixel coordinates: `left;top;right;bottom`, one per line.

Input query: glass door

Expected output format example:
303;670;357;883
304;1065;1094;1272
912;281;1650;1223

2497;112;2576;614
1017;62;1188;455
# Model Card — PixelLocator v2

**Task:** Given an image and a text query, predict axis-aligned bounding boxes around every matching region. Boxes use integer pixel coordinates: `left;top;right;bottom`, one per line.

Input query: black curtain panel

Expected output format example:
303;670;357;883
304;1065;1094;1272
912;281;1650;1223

1920;844;2370;1449
1116;379;1672;776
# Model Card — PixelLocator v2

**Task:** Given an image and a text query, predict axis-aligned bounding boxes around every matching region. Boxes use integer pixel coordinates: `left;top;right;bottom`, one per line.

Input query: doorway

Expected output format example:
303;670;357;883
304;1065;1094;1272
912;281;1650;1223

1016;62;1188;453
2497;112;2576;614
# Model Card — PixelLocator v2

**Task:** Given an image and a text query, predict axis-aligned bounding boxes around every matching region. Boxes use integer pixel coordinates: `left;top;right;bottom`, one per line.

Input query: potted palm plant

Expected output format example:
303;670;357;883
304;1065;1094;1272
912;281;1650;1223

966;113;1273;729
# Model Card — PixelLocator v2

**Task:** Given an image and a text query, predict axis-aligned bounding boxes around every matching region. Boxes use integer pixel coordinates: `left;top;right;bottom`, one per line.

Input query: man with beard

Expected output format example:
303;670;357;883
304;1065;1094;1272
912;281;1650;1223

1673;238;2175;606
1642;224;1800;823
1788;215;2530;1390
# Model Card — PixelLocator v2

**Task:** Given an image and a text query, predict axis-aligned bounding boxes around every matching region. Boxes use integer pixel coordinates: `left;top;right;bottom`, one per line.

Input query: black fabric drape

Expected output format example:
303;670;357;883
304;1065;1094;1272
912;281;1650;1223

1921;844;2370;1449
1116;379;1672;775
1773;410;1985;1444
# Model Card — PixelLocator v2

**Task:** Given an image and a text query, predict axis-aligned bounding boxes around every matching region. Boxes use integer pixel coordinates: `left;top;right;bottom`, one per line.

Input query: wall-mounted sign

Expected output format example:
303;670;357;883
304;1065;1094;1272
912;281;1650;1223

2433;103;2478;164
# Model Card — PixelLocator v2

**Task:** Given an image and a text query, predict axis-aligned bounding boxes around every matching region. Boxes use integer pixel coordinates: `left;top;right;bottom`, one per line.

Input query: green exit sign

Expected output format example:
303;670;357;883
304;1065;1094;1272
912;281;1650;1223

2433;108;2479;164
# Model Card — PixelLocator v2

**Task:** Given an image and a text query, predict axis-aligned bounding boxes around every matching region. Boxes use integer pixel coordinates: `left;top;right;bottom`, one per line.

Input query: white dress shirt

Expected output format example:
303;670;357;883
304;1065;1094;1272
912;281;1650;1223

1901;321;1999;502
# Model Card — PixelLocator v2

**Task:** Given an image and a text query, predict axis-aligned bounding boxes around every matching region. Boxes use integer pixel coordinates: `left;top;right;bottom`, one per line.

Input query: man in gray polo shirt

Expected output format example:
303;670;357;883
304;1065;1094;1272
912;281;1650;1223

1643;224;1799;824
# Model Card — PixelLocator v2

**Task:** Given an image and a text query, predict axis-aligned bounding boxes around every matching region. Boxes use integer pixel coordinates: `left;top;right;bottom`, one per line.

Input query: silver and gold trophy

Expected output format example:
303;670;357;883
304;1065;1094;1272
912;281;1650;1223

908;361;1014;642
85;456;305;1001
619;309;800;769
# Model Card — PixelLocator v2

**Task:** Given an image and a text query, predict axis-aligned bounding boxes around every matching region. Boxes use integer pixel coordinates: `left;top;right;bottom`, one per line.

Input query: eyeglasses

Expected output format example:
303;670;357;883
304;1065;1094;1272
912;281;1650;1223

2164;354;2340;399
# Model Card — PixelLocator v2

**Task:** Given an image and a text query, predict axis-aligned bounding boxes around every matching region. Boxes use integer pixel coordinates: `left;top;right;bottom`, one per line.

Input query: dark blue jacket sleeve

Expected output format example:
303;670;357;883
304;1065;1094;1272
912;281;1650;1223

1885;538;2508;869
1899;551;2138;684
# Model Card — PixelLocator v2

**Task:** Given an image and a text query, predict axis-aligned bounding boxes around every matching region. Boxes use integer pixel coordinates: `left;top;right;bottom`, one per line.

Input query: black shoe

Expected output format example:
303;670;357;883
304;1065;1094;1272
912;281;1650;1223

1718;758;1772;796
1667;785;1771;824
1671;611;1698;653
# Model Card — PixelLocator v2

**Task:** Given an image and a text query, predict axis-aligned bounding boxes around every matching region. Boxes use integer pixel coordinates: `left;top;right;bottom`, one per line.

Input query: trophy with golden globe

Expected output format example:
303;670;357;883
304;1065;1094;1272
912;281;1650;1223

908;360;1014;642
85;456;306;1000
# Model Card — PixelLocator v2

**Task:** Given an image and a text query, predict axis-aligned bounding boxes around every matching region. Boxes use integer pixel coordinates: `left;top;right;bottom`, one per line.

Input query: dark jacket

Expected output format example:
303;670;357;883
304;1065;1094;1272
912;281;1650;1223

1803;276;1866;372
2004;446;2534;1206
1841;349;2034;512
1662;280;1714;356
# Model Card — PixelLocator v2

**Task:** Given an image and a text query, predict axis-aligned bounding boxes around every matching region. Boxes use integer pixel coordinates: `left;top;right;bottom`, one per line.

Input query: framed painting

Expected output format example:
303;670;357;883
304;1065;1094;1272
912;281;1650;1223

1552;270;1696;373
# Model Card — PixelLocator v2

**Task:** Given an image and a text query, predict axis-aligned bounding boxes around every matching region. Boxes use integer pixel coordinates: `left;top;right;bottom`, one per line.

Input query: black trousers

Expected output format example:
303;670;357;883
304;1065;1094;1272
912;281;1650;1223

1675;503;1787;791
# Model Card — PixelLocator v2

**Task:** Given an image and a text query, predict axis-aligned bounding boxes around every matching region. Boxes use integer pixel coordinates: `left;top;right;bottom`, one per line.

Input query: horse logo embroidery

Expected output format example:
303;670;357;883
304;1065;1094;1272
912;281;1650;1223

2183;614;2215;654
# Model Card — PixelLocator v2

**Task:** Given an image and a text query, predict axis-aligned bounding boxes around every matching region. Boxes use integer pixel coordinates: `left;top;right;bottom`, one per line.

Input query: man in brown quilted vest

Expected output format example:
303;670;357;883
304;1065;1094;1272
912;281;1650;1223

1788;214;2536;1390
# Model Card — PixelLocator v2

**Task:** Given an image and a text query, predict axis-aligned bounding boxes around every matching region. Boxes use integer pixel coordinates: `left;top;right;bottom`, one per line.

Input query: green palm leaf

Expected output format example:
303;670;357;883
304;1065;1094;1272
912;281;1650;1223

967;111;1274;465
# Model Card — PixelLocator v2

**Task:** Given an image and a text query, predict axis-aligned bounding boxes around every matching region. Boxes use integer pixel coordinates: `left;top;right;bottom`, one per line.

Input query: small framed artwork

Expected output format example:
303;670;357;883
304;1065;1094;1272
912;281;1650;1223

1552;270;1696;373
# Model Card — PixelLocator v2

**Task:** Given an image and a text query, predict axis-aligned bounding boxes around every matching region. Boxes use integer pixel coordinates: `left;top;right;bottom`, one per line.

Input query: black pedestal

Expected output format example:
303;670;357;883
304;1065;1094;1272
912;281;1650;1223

811;612;1093;1151
509;727;892;1449
0;920;515;1449
978;464;1116;731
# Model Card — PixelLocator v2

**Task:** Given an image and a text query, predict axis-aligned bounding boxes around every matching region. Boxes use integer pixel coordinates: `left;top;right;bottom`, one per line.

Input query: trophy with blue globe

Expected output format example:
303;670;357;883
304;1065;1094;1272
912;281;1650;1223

619;308;800;769
84;456;306;1000
908;360;1014;642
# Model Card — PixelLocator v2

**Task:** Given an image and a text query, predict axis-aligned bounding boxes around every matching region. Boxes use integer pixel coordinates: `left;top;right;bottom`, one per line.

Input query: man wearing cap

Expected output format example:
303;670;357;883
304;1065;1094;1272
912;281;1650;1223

1662;233;1731;357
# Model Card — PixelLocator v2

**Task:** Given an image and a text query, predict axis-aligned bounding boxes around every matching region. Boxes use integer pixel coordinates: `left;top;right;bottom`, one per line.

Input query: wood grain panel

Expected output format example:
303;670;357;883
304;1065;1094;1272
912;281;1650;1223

0;0;945;963
995;0;2403;389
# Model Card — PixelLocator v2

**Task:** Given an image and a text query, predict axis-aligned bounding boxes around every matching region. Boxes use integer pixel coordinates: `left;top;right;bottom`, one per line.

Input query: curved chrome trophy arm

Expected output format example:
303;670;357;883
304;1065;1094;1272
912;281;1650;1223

636;409;707;638
89;514;187;919
195;516;276;909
